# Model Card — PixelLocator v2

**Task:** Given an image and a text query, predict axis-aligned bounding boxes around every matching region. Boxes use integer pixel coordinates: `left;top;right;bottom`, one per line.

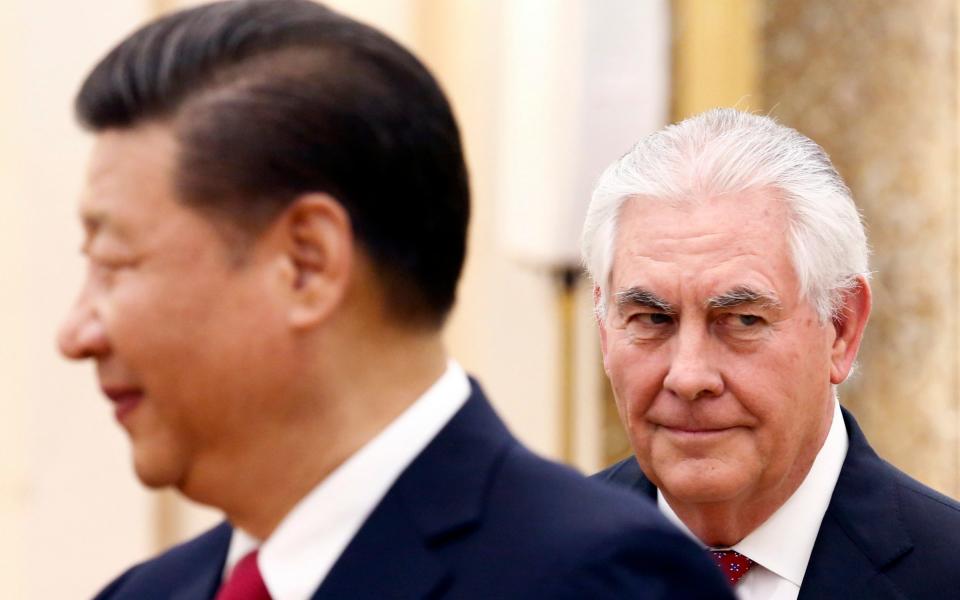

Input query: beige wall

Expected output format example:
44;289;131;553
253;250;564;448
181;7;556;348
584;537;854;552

1;2;160;598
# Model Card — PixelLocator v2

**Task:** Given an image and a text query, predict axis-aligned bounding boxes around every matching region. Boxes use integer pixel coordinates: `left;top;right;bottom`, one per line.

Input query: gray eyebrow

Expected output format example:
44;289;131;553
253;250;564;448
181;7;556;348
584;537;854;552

614;287;675;314
706;286;782;311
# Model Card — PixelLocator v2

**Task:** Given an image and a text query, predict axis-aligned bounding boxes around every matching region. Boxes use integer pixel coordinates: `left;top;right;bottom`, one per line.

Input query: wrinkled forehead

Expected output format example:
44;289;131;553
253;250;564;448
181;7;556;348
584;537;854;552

616;189;791;241
608;191;797;301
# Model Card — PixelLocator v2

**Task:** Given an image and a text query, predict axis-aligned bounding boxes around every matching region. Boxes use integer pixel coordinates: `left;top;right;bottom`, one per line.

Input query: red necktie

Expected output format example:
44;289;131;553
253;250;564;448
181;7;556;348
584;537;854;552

215;549;272;600
710;549;755;586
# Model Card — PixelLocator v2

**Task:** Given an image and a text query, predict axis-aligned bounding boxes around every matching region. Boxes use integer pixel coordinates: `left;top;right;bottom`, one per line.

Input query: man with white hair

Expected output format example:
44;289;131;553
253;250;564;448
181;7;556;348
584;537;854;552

586;109;960;599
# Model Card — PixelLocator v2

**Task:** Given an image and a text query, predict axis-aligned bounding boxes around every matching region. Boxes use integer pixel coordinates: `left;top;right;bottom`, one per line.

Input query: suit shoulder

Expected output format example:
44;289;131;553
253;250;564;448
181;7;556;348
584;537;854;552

490;445;732;598
592;455;642;484
894;466;960;518
93;522;230;599
491;445;693;556
534;523;733;600
890;462;960;540
498;443;664;530
872;460;960;591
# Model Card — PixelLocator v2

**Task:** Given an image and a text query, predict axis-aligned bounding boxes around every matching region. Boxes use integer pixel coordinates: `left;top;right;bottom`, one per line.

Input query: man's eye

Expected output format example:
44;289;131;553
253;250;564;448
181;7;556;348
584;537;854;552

93;260;123;271
89;256;137;274
621;311;675;341
714;313;767;341
631;312;673;326
720;313;767;332
648;313;673;325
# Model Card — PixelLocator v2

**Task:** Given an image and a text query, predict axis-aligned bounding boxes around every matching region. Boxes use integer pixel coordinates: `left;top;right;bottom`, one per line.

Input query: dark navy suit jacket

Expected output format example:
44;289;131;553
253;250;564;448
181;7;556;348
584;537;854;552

596;407;960;599
94;382;733;599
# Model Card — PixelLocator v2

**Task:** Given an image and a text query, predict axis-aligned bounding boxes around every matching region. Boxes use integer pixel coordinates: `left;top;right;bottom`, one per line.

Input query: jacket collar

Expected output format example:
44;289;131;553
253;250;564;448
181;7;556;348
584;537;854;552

798;407;912;599
167;522;232;600
312;380;513;599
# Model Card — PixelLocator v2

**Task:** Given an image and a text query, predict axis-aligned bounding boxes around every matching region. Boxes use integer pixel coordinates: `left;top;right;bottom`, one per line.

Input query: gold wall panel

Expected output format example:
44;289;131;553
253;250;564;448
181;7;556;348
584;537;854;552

763;0;959;496
671;0;762;119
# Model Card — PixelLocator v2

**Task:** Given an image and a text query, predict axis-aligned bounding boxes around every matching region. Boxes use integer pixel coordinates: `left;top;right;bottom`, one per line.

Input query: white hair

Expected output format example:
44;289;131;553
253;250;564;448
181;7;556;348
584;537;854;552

581;108;869;322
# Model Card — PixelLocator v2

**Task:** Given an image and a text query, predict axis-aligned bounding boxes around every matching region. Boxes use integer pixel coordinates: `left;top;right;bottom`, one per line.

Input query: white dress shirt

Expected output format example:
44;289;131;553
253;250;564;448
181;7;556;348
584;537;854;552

222;359;471;600
659;399;849;600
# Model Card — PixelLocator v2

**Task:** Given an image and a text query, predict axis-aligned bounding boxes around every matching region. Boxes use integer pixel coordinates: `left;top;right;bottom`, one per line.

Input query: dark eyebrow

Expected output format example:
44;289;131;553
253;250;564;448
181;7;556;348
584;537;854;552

78;211;103;253
78;210;131;253
614;287;675;314
80;210;109;234
706;286;782;312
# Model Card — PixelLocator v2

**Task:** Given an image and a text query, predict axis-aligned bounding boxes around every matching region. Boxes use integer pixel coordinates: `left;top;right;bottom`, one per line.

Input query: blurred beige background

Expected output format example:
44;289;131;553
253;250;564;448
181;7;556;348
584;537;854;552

1;1;957;598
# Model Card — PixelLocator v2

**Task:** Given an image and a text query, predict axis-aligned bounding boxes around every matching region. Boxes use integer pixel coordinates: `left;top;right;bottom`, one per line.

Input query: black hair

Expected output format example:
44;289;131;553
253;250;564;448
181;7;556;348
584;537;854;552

76;0;470;328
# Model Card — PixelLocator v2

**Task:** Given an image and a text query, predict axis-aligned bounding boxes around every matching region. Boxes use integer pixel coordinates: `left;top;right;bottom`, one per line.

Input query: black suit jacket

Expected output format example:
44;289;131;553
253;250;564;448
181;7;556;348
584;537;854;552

94;382;733;599
595;407;960;599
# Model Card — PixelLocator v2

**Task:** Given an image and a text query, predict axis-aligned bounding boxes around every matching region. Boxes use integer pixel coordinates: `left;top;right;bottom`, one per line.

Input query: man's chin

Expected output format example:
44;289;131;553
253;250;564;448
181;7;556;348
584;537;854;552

131;448;184;489
652;460;753;505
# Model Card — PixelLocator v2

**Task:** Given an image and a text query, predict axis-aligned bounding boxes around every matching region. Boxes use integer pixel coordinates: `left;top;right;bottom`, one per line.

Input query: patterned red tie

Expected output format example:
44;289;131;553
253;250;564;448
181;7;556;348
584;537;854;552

710;549;755;586
215;549;272;600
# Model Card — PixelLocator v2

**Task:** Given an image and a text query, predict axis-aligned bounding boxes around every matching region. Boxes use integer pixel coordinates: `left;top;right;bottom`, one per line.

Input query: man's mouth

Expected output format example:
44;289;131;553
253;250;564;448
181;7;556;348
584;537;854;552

101;386;145;423
658;424;738;438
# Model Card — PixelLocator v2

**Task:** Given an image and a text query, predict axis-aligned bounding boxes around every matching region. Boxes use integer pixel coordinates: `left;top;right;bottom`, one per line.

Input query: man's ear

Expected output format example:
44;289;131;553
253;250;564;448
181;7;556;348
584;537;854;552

829;275;872;384
278;193;353;329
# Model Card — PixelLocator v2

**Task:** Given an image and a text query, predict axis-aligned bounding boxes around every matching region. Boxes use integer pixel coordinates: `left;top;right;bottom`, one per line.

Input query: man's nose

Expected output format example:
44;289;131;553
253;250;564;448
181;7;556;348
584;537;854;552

58;295;109;360
662;325;723;401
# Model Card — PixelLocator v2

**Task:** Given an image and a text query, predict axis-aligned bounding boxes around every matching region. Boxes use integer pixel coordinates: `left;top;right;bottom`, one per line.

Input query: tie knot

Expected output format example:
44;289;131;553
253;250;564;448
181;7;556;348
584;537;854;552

216;549;272;600
710;549;755;586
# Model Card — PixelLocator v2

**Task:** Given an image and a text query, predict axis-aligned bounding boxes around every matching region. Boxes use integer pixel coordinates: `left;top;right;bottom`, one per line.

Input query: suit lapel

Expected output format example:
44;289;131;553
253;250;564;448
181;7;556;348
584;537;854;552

308;490;450;600
798;408;912;599
798;511;908;600
168;522;231;600
169;566;223;600
312;382;513;599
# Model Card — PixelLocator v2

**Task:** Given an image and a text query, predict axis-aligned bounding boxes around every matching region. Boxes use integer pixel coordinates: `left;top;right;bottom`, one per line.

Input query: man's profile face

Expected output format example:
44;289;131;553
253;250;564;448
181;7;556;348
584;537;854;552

599;190;837;513
58;123;297;494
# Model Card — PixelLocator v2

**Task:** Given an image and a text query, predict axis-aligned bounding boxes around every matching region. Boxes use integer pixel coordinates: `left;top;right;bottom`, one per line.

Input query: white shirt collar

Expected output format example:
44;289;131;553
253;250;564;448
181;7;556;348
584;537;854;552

222;359;471;600
659;399;848;594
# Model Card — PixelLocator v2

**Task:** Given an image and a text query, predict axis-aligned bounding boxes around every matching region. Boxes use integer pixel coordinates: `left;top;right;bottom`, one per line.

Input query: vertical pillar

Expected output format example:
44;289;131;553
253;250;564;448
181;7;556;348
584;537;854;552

763;0;959;496
671;0;762;119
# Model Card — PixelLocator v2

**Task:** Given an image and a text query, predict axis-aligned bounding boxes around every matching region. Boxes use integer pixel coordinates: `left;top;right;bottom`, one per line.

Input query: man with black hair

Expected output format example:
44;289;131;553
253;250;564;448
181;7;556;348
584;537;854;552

58;1;732;598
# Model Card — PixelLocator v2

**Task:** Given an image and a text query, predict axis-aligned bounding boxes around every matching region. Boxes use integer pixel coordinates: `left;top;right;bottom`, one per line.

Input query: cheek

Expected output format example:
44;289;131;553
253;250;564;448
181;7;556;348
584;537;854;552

604;337;667;425
724;356;798;439
723;335;832;466
109;282;214;360
760;328;833;412
106;269;261;391
98;278;168;353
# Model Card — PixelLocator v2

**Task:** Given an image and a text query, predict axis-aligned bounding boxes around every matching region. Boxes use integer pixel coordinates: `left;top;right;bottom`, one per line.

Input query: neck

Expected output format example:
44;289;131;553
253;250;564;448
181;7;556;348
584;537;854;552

662;396;837;547
184;326;448;539
666;494;787;547
664;436;827;547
